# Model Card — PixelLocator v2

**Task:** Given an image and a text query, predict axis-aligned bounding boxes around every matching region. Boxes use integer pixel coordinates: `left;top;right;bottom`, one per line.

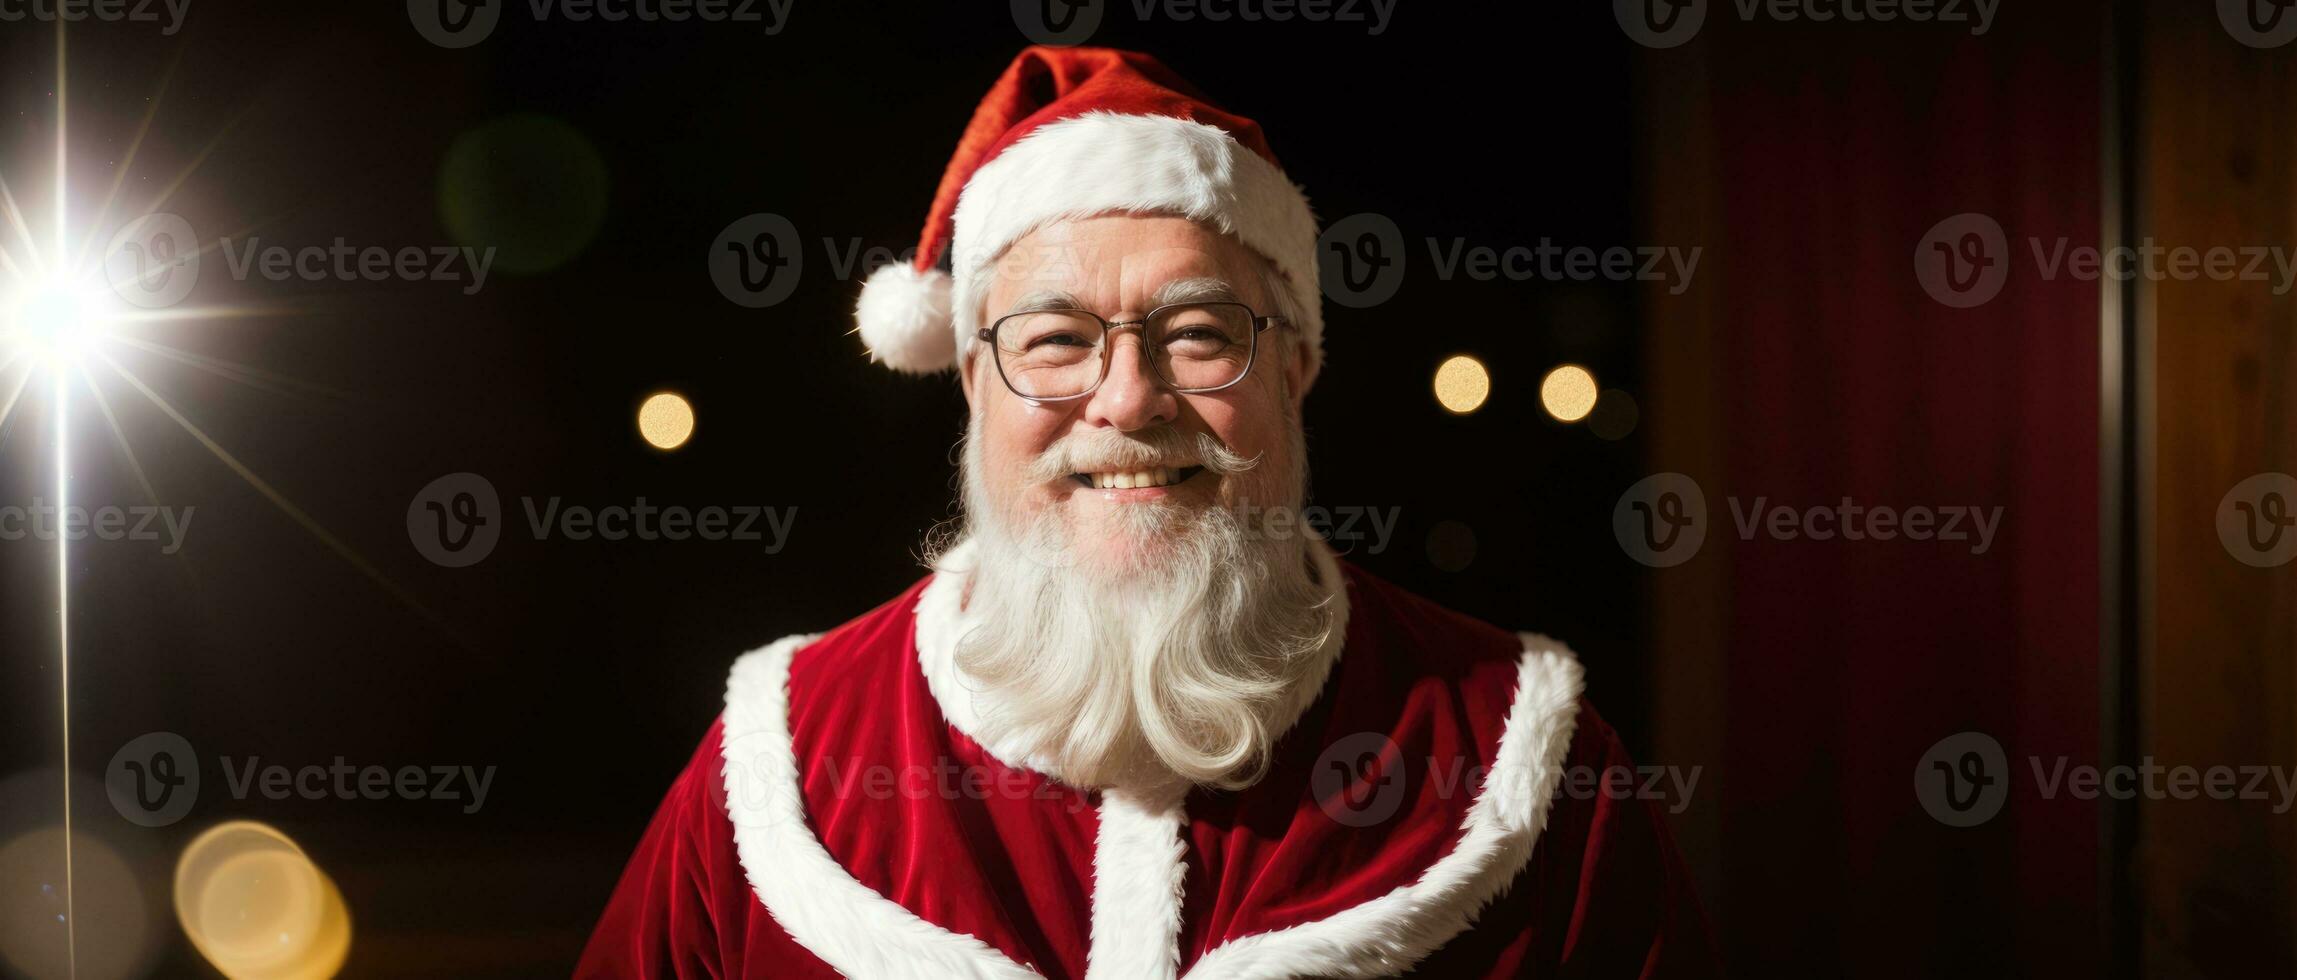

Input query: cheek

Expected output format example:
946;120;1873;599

979;396;1071;486
1191;385;1296;487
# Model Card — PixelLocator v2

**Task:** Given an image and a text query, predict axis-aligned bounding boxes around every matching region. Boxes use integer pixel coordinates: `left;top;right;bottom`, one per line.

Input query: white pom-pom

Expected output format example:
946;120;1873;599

854;262;956;373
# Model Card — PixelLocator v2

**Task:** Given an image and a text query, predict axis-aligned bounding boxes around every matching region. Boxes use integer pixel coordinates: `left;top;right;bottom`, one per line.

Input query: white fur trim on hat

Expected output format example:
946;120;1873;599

855;262;957;374
947;112;1322;380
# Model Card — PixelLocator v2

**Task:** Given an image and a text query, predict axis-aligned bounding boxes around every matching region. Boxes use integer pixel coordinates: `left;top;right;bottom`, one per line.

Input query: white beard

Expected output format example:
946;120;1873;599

928;416;1341;791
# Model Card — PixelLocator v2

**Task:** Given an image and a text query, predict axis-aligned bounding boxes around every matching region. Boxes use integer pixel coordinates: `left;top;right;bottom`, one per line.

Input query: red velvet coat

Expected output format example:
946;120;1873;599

579;555;1715;978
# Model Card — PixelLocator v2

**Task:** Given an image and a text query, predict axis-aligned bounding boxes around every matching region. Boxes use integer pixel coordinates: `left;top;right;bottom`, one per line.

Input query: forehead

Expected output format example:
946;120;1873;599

983;214;1260;310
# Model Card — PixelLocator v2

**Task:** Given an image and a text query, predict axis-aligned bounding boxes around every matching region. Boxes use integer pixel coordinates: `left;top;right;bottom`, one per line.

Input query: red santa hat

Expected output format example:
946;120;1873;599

853;46;1323;383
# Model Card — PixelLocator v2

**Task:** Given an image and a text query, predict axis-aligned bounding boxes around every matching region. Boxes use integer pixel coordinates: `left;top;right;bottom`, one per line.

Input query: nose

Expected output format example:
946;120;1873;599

1080;326;1178;432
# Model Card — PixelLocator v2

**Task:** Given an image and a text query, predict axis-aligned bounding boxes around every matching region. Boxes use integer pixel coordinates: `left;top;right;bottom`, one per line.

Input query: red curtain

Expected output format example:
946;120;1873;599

1679;9;2103;975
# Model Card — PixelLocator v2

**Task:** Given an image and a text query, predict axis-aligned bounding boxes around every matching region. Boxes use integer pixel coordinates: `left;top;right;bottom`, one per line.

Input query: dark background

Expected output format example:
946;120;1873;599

8;1;2297;977
0;3;1654;976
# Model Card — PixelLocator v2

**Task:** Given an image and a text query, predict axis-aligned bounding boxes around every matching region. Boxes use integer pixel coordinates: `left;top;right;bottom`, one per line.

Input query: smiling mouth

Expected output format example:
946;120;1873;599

1070;466;1205;490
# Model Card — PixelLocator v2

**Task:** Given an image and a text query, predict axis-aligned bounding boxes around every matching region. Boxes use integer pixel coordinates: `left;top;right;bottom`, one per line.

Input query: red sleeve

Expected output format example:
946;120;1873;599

577;720;743;980
1417;703;1721;978
1544;707;1719;978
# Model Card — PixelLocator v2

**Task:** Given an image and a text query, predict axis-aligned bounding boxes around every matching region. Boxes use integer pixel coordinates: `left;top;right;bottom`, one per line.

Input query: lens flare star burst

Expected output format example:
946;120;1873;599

4;24;463;979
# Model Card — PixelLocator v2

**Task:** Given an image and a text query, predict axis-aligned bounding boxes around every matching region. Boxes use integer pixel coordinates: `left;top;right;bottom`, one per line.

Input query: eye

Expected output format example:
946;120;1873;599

1026;332;1094;350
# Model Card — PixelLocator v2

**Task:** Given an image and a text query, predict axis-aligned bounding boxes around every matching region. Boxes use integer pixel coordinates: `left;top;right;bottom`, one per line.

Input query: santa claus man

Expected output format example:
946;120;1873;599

580;46;1715;979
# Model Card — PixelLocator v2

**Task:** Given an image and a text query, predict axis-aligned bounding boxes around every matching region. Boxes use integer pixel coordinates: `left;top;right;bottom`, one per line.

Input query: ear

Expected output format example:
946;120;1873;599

1279;332;1308;413
959;348;982;410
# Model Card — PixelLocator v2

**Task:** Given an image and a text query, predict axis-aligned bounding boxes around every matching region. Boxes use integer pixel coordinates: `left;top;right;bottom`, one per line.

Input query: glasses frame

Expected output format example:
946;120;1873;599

975;301;1289;404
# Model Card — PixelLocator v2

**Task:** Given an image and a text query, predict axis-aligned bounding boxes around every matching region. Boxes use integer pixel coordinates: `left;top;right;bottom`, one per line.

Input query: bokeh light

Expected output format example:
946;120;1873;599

0;826;155;980
1587;388;1641;440
1426;519;1478;573
1539;364;1598;422
175;821;350;980
439;114;610;275
1432;355;1491;414
638;391;696;450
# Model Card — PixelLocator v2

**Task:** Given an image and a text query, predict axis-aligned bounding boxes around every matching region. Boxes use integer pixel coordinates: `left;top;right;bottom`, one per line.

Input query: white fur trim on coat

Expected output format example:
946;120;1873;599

1086;785;1191;980
719;627;1583;979
720;633;1041;979
947;112;1323;378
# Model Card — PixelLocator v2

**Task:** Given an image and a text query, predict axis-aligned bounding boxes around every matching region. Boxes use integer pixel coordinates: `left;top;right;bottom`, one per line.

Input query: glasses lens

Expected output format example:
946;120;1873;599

994;311;1104;399
1148;303;1256;390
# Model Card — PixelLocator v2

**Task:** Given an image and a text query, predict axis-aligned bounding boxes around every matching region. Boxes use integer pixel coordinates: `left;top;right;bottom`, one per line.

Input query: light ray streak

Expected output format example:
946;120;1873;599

0;173;49;276
95;351;477;651
51;21;77;978
77;363;159;508
53;371;75;980
112;335;358;403
69;49;181;274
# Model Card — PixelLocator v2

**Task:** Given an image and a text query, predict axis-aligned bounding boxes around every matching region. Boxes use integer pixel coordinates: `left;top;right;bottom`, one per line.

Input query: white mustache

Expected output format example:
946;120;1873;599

1026;428;1260;485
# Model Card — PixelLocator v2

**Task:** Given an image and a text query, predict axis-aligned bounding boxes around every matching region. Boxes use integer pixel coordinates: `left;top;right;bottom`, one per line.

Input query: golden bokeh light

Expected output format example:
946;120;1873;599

637;392;695;450
1432;355;1491;414
0;825;154;980
1539;364;1599;422
175;821;350;980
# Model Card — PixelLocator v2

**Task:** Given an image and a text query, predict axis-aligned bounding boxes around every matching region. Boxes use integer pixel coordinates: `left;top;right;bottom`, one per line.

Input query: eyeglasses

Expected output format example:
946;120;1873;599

975;301;1287;403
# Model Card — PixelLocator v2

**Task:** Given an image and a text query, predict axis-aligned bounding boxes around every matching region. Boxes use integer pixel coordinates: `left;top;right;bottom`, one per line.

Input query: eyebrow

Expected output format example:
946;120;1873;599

1151;277;1242;308
1000;278;1243;318
1005;290;1088;315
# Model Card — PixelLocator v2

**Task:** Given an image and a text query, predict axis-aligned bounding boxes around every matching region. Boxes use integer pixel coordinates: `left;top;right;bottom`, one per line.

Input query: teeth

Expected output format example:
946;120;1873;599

1086;468;1182;490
